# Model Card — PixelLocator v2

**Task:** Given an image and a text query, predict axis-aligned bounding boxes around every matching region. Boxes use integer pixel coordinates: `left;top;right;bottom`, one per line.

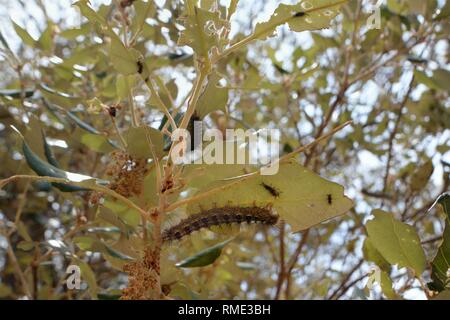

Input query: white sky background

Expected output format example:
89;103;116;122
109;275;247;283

0;0;449;300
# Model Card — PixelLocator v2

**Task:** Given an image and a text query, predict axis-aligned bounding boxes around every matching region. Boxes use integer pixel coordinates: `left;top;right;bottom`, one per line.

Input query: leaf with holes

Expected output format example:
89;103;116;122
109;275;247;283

253;0;348;41
177;2;228;58
186;160;353;232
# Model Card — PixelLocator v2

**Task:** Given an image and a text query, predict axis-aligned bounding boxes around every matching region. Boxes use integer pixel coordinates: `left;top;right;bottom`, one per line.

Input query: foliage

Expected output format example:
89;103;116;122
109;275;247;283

0;0;449;300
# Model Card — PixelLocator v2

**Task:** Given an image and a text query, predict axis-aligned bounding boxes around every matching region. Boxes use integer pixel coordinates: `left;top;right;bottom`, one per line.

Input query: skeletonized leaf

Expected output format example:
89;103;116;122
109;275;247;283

177;3;228;57
253;0;348;41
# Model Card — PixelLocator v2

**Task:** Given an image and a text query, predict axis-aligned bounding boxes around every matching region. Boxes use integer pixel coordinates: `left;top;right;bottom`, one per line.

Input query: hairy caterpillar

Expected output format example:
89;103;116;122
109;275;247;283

162;206;279;243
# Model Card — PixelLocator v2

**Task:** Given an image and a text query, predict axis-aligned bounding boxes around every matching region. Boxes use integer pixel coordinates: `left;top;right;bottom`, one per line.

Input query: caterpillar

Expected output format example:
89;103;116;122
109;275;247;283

162;206;279;243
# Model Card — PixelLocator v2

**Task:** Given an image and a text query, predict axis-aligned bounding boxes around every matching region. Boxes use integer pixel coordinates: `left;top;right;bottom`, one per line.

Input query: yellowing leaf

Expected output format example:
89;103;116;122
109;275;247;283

186;160;353;232
366;210;426;275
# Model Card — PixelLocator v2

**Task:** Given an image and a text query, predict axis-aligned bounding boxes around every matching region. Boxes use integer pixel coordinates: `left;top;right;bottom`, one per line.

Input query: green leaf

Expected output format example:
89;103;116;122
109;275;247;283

131;0;155;36
366;209;426;275
367;268;398;300
116;74;136;100
432;69;450;92
415;69;450;92
97;291;122;300
79;131;116;154
0;284;12;298
109;36;141;75
125;125;164;159
410;159;434;192
39;84;82;109
38;23;53;51
253;0;348;41
0;88;34;99
74;235;134;261
429;193;450;292
187;160;354;232
363;238;391;271
42;132;60;167
17;241;35;251
73;0;107;26
12;20;36;47
16;128;107;192
196;72;229;118
66;111;100;134
176;238;233;268
16;221;32;242
75;258;98;299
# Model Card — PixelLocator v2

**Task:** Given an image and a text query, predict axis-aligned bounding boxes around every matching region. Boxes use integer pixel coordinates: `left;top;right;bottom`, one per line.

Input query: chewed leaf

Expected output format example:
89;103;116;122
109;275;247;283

186;160;353;232
195;72;229;118
254;0;348;40
177;4;228;58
